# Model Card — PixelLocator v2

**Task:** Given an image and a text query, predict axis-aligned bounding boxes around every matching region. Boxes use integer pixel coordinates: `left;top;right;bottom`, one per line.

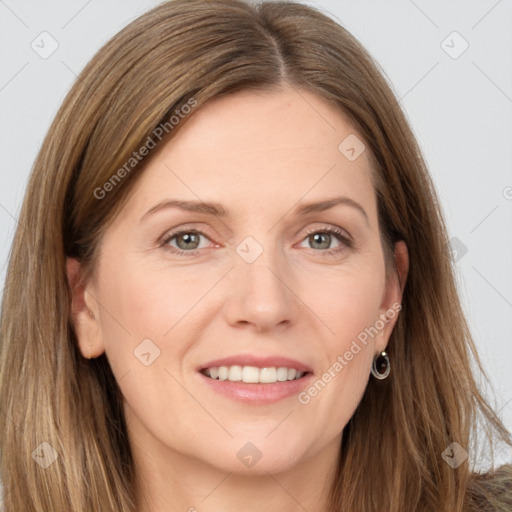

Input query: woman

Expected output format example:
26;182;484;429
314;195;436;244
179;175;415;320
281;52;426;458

0;0;510;510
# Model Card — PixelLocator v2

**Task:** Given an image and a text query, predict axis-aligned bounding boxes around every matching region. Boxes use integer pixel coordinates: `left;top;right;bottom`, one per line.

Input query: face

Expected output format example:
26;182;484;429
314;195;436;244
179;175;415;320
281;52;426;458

70;85;407;476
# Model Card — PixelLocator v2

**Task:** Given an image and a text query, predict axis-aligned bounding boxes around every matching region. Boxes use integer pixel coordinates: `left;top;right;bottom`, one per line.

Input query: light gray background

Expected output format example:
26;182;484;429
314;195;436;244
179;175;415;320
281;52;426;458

1;0;511;467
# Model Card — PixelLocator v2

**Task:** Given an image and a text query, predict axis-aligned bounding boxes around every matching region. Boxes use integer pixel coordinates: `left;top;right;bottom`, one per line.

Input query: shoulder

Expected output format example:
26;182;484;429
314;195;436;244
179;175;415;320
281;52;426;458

465;465;512;511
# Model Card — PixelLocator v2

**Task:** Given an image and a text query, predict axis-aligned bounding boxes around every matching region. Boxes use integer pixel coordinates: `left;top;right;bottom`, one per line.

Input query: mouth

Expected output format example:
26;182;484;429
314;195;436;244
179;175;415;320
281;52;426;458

200;365;309;383
197;356;314;404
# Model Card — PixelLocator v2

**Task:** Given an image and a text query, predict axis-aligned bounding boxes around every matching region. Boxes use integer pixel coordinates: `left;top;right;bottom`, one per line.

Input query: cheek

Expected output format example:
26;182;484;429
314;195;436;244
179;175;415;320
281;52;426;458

304;261;386;351
294;260;385;434
97;255;209;339
92;257;208;440
93;253;226;390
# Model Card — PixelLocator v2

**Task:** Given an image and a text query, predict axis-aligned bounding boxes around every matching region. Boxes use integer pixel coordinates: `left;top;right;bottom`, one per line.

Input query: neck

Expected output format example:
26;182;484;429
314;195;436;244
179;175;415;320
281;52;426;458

132;433;341;512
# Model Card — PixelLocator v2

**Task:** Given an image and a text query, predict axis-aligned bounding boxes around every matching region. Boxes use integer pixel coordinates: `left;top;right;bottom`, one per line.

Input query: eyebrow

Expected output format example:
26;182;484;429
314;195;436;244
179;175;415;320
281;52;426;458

140;196;369;225
295;197;369;225
141;199;226;221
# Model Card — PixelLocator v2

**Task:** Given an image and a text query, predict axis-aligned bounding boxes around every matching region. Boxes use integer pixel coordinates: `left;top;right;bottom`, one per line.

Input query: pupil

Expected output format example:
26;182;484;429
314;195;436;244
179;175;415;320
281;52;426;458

311;232;330;250
178;233;199;250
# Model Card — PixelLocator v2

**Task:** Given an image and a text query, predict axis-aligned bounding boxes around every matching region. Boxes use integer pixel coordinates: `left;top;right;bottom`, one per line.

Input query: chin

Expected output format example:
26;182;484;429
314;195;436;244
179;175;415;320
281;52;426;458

215;453;304;477
191;435;313;476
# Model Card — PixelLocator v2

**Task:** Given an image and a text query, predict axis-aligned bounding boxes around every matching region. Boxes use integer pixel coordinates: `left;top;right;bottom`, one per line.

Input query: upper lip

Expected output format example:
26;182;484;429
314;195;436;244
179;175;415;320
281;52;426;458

198;354;313;374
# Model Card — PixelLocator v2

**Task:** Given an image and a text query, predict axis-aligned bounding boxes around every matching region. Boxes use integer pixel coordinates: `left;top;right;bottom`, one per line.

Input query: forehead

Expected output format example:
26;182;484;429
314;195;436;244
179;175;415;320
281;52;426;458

166;86;362;158
126;86;376;220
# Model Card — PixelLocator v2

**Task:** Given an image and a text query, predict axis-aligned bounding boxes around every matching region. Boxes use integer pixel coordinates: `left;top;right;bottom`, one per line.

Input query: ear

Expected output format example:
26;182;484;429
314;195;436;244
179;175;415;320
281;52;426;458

376;240;409;351
66;258;105;359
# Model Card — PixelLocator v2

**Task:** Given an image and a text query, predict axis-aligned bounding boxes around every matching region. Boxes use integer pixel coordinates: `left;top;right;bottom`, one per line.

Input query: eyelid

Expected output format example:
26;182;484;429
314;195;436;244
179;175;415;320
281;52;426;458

301;223;353;241
159;222;353;256
160;227;218;249
296;225;353;254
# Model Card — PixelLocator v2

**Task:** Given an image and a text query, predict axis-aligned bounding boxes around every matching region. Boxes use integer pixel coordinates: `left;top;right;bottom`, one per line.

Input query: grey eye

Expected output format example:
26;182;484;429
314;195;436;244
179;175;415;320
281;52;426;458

166;231;206;251
308;232;334;250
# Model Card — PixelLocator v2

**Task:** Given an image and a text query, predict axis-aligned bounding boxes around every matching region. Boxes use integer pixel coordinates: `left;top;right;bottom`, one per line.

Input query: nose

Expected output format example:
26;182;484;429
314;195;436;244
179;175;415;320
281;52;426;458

222;245;300;333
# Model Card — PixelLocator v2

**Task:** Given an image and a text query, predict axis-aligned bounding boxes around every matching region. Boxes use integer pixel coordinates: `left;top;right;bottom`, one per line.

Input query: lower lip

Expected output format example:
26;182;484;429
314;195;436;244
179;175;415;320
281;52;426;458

198;372;314;404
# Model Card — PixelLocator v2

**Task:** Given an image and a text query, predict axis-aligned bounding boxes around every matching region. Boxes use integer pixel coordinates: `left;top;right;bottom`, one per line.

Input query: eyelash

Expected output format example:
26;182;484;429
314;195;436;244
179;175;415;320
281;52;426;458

160;226;353;257
302;226;353;257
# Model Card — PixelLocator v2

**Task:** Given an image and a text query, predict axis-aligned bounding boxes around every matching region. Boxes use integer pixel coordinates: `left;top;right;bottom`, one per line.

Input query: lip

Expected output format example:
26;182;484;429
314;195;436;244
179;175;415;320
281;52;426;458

198;371;314;404
198;355;313;373
197;354;314;405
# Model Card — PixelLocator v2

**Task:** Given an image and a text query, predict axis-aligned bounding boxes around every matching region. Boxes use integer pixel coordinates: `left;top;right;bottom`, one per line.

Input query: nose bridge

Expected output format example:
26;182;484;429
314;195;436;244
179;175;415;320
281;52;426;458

225;234;298;330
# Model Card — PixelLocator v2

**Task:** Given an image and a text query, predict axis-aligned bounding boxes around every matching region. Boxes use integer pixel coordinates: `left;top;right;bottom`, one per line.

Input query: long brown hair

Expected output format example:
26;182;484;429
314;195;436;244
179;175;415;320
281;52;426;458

0;1;510;510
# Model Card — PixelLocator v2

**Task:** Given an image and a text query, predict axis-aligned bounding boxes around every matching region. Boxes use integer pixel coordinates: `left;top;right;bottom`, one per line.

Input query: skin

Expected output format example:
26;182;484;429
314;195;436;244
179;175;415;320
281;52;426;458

68;84;408;512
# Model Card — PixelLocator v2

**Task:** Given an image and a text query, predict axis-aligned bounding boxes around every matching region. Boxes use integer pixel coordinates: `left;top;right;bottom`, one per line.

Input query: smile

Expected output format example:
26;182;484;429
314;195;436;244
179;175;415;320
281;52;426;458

201;365;306;383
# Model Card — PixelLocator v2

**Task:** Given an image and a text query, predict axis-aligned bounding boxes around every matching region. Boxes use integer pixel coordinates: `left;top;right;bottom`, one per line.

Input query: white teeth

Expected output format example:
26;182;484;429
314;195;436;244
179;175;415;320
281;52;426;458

203;365;307;383
260;367;277;383
228;365;242;381
242;366;260;383
276;367;288;381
